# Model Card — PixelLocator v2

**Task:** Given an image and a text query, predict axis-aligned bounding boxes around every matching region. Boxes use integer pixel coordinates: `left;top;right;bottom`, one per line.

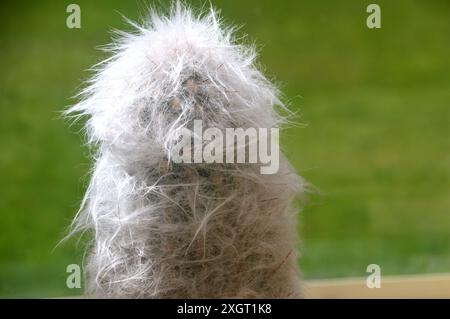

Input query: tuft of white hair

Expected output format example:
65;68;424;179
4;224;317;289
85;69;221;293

66;3;306;298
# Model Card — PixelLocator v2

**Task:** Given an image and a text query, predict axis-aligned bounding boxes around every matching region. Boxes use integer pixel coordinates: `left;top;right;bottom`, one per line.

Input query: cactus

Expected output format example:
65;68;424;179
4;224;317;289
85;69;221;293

66;4;306;298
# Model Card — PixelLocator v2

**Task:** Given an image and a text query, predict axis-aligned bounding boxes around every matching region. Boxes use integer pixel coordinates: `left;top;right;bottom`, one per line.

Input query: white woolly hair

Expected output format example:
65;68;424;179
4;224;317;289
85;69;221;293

66;3;307;298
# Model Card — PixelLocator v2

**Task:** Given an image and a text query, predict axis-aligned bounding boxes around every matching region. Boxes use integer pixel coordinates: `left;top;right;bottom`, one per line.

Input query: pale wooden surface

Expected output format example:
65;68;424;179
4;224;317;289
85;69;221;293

304;273;450;299
61;273;450;298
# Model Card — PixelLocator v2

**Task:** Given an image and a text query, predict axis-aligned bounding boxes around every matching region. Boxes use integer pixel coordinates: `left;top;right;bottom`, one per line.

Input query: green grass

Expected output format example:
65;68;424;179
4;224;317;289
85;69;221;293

0;0;449;297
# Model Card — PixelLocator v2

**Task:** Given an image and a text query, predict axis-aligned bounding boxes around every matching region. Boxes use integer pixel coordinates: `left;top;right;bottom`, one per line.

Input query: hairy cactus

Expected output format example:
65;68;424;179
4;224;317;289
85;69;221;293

66;4;306;298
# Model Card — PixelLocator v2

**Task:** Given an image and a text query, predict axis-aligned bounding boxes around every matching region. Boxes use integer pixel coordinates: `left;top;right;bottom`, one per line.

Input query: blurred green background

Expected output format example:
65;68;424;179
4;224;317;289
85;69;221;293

0;0;449;297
